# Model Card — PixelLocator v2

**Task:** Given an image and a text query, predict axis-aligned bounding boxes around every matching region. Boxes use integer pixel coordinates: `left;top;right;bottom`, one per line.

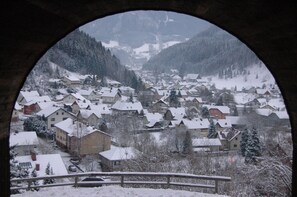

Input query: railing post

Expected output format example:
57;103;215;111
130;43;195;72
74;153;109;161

166;176;170;189
214;180;218;194
74;177;78;188
27;180;32;191
120;175;124;187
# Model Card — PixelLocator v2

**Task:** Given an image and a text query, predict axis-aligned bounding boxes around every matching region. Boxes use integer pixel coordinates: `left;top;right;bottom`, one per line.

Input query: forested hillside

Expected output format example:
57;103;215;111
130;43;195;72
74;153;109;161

143;26;260;77
25;29;143;91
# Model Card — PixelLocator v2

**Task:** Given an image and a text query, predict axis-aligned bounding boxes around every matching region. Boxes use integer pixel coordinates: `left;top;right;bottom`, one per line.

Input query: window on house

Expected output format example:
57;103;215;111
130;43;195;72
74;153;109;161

234;144;237;147
235;137;238;140
56;112;59;115
51;118;55;121
51;124;54;127
62;112;64;115
113;161;121;166
63;117;67;120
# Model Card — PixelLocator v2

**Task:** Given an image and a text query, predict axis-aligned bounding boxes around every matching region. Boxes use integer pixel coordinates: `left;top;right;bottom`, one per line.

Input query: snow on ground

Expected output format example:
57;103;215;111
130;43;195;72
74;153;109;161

206;63;276;90
102;40;120;48
12;186;229;197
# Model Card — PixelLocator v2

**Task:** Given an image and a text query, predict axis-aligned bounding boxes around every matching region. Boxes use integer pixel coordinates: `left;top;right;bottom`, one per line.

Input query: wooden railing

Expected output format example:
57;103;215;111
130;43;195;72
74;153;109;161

11;172;231;194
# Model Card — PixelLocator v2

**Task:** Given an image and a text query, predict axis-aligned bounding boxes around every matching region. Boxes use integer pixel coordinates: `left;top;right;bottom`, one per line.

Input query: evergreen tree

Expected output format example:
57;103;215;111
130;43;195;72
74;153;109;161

245;127;261;164
129;93;133;103
31;168;39;191
216;96;223;106
251;127;261;156
182;130;193;154
169;89;179;107
208;118;217;138
240;128;249;156
201;106;209;118
43;163;55;185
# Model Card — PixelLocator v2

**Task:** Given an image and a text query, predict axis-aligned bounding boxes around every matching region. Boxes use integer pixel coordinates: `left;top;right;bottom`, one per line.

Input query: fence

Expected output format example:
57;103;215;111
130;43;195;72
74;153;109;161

11;172;231;194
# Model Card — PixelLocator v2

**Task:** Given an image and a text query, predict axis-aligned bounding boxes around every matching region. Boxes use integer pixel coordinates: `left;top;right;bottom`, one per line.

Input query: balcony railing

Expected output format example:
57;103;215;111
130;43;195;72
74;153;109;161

11;172;231;194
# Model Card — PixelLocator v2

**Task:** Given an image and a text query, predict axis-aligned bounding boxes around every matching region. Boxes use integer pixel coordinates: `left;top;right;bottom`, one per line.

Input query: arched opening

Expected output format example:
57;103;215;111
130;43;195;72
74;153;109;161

8;12;292;196
1;1;297;196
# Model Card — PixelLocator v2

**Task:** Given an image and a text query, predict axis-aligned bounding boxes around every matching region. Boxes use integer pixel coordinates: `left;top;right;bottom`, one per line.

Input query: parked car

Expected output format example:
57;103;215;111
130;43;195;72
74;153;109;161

68;165;77;172
70;157;81;165
77;177;104;187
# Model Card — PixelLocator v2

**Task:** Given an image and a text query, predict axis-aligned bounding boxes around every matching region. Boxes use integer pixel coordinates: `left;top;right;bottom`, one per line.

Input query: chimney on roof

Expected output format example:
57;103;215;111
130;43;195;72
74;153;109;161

30;151;36;161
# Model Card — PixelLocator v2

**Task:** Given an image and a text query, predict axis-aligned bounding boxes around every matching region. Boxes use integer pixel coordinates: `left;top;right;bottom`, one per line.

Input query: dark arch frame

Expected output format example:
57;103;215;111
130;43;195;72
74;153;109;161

1;1;296;196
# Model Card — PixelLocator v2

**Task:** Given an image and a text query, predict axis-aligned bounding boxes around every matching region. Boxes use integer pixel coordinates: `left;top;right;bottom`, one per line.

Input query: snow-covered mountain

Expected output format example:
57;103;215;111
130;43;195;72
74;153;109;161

80;11;210;67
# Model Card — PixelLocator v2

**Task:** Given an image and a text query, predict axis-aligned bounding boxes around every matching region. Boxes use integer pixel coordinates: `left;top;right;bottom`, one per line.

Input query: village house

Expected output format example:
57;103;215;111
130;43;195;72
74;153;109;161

119;86;135;96
164;107;186;121
151;99;169;114
15;152;68;176
11;102;22;122
218;128;241;151
62;93;89;105
204;105;230;119
183;73;201;82
89;104;112;119
63;75;81;87
23;96;53;115
99;87;121;104
71;100;91;114
99;146;139;172
77;109;102;126
214;119;232;131
143;112;164;128
77;89;98;101
17;90;40;105
111;101;143;116
178;118;210;138
192;138;222;152
10;131;39;156
55;118;111;156
184;97;203;109
36;107;75;130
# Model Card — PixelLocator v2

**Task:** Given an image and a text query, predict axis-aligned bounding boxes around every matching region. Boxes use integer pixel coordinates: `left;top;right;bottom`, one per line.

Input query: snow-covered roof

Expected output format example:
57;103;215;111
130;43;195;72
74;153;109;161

233;93;256;105
36;107;61;117
90;104;112;115
111;101;143;113
77;89;95;96
225;116;246;125
168;107;186;120
79;109;102;119
192;138;222;147
70;93;89;101
214;119;232;128
180;118;209;129
19;90;40;100
255;108;273;116
54;118;98;137
64;75;80;82
184;74;200;80
144;112;163;123
184;97;203;103
15;154;68;176
99;145;139;161
14;102;22;110
204;105;230;114
100;88;120;97
271;111;289;120
267;98;286;110
218;128;241;141
72;100;91;109
256;89;271;95
10;131;39;146
36;101;56;110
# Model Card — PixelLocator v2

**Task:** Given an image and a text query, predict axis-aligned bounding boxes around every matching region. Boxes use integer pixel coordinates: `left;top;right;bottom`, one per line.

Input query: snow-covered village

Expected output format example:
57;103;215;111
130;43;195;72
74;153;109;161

9;11;292;197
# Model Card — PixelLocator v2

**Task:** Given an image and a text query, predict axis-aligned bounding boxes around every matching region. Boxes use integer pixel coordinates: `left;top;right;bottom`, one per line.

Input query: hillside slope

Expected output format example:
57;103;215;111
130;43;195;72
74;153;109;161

143;26;260;77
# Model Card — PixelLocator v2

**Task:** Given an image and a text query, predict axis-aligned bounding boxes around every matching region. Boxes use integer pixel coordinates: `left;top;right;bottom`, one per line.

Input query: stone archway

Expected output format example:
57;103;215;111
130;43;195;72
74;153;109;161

1;1;296;196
